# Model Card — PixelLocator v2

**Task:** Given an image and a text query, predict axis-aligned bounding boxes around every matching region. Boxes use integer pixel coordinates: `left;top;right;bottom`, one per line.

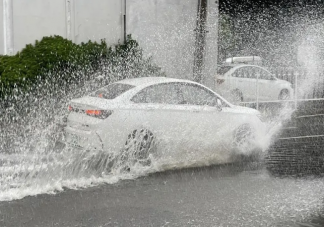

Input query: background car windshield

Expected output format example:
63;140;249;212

217;66;233;75
256;68;273;80
91;83;135;99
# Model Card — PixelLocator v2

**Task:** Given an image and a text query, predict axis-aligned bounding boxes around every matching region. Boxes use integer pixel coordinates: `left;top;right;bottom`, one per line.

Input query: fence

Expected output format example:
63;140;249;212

272;68;324;100
240;68;324;111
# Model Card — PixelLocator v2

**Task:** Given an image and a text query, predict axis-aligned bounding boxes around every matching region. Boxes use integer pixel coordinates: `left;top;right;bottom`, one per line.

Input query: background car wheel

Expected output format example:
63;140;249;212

278;89;290;100
230;89;243;103
116;129;156;172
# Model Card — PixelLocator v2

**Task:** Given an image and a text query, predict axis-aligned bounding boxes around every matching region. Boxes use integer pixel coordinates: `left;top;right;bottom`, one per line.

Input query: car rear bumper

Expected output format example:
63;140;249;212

65;126;103;150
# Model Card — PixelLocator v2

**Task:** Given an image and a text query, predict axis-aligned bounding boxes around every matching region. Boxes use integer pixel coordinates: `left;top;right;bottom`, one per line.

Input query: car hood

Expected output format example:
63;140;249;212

276;78;292;86
226;105;260;115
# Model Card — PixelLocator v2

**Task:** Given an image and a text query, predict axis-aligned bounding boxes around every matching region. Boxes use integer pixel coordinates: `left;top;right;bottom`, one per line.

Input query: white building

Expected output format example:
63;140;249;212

1;0;218;86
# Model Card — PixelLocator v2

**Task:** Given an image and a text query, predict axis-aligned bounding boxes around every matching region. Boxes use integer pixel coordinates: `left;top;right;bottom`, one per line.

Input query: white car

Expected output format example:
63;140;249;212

65;77;267;172
215;63;294;103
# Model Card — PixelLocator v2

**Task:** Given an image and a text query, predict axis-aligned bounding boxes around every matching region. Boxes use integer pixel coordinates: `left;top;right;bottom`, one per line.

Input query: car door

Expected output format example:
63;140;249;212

231;66;257;102
178;83;237;163
255;67;278;101
130;82;199;163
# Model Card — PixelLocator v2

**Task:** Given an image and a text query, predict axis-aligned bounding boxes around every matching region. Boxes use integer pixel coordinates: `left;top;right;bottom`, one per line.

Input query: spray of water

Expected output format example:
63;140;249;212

1;1;324;204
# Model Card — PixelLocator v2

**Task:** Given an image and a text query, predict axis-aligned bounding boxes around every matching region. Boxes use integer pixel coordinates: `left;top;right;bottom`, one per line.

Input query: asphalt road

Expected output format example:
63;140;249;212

1;163;324;227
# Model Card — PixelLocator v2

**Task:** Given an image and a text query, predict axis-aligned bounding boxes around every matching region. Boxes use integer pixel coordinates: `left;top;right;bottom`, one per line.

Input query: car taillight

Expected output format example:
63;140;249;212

85;110;113;119
85;110;102;115
68;105;112;119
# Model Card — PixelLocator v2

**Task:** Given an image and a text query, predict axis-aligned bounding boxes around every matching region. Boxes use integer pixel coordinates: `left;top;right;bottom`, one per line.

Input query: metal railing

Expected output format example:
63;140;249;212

240;69;324;110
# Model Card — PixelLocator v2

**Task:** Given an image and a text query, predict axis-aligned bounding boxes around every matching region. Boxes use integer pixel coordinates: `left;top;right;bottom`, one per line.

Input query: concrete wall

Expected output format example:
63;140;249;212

1;0;219;87
0;1;3;54
73;0;123;45
12;0;66;52
127;0;218;86
1;0;123;54
127;0;197;81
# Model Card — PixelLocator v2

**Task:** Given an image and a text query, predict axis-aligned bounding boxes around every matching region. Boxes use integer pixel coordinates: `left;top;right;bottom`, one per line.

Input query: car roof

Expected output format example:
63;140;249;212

117;76;194;87
218;64;271;75
221;63;263;68
89;76;234;107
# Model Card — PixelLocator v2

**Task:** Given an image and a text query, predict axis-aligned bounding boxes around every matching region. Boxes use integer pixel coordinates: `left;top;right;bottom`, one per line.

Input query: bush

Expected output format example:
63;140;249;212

0;35;163;100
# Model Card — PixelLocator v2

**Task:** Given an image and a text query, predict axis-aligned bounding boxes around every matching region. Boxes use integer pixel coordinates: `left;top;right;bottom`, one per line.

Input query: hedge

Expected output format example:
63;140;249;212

0;35;163;100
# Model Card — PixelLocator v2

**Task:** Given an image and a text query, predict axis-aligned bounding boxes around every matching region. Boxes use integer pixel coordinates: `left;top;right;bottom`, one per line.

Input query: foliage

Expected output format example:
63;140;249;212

0;35;163;100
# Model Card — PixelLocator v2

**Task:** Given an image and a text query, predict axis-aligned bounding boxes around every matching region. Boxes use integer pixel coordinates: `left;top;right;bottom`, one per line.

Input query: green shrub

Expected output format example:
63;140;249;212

0;35;163;100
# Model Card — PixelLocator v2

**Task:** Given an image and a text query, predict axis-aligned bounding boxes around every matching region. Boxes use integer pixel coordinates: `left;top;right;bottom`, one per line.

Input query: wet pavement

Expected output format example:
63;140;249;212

0;162;323;227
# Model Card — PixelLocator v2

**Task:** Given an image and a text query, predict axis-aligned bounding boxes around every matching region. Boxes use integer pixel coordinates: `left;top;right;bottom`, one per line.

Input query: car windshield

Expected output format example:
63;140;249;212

217;66;233;75
90;83;135;99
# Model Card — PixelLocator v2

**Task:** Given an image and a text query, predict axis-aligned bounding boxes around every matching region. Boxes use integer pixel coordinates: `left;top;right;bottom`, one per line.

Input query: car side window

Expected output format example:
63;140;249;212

232;68;241;78
179;83;218;106
245;67;257;79
233;67;254;79
131;83;183;104
257;68;272;80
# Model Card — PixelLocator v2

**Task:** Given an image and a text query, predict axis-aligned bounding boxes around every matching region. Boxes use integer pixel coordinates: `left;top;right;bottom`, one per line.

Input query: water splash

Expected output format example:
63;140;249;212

1;1;324;204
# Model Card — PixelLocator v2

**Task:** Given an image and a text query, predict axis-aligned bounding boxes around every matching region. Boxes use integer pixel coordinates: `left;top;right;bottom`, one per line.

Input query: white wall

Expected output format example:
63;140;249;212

73;0;123;45
127;0;218;86
127;0;197;80
1;0;219;86
1;0;123;55
0;1;4;54
12;0;66;52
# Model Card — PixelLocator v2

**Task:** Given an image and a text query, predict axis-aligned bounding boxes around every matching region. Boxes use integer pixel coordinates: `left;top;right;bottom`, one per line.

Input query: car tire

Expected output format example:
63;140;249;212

115;129;156;172
231;89;243;103
278;89;290;100
233;124;254;150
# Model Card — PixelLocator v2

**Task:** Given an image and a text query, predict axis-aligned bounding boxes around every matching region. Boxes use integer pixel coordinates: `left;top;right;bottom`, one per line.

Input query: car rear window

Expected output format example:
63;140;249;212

217;66;233;75
90;83;135;99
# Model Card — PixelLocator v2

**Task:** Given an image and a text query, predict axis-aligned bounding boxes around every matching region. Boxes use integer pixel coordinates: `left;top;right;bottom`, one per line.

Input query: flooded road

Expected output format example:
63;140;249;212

1;163;323;227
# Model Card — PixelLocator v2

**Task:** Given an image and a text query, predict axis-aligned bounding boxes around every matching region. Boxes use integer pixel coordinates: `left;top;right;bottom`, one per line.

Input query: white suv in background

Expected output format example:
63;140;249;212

215;56;294;103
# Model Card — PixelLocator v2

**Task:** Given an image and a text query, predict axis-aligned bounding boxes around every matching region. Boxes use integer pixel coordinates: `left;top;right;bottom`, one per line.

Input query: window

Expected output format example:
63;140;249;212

180;83;218;106
232;67;255;78
132;83;183;104
245;67;257;79
217;66;233;75
232;68;242;78
257;68;273;80
233;68;246;78
90;83;135;99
